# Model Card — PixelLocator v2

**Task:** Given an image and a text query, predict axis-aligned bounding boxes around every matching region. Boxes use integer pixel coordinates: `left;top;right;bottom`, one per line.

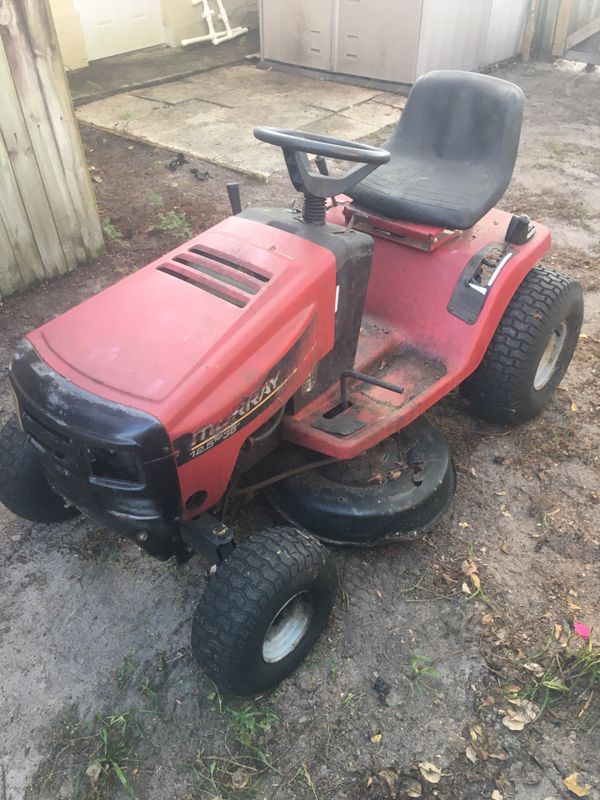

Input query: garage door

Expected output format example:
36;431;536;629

73;0;164;61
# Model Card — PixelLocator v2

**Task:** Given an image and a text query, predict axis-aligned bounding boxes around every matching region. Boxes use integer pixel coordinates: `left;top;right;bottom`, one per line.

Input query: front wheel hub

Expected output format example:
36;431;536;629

534;321;568;390
270;417;455;545
262;592;314;663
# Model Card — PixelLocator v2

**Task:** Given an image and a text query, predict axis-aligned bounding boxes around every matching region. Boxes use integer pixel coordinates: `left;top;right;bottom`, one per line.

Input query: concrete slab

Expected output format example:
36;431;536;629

299;113;381;143
68;30;259;106
287;82;383;113
341;100;401;128
131;80;226;106
76;64;405;178
77;94;169;132
371;92;407;109
182;65;306;107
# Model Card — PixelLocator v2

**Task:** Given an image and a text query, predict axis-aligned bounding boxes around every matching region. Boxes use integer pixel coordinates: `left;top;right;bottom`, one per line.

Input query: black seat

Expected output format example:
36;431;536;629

348;70;524;230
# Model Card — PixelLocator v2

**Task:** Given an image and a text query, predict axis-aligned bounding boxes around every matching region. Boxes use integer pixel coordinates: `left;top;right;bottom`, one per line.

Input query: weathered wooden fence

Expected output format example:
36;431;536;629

532;0;600;62
0;0;103;301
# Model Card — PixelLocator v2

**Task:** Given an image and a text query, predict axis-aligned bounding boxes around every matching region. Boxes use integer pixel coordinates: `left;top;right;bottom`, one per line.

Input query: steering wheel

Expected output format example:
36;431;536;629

254;126;390;198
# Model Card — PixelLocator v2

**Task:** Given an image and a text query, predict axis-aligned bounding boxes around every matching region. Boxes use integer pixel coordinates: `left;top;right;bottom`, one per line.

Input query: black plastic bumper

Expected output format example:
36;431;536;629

9;339;182;559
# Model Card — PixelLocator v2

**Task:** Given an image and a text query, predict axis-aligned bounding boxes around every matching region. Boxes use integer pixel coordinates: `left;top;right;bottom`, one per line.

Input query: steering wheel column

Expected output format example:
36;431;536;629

254;127;390;225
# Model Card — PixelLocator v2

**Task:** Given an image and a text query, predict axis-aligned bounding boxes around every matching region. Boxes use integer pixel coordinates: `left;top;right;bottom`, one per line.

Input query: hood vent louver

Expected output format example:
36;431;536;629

189;247;271;283
157;248;271;309
157;266;248;308
172;255;260;294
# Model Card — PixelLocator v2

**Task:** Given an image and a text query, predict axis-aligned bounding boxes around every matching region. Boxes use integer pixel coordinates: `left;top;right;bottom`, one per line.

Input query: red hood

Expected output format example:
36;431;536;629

28;217;336;428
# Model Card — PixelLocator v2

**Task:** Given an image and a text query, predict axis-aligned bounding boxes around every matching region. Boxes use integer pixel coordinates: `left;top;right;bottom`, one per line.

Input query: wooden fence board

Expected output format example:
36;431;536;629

1;2;87;268
565;17;600;49
552;0;574;55
0;120;46;288
0;0;103;299
0;37;67;280
0;209;22;300
20;0;103;260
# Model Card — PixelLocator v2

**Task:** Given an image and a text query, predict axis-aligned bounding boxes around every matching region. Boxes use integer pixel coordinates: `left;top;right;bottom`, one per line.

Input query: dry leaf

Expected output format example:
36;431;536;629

501;509;512;518
419;762;442;784
377;769;397;789
502;715;526;732
86;761;102;782
469;724;482;740
501;698;539;730
564;772;591;797
371;732;383;743
462;560;480;590
567;598;582;611
500;542;510;554
462;582;472;595
400;777;423;798
465;745;478;764
492;791;503;800
390;469;402;479
524;662;545;677
554;623;563;640
462;560;478;578
231;769;250;790
442;572;458;585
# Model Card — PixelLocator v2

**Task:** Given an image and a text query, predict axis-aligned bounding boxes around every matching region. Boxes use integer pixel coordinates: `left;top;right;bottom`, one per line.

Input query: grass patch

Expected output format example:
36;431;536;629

29;709;145;799
508;629;600;728
191;689;281;799
101;218;122;241
147;191;193;240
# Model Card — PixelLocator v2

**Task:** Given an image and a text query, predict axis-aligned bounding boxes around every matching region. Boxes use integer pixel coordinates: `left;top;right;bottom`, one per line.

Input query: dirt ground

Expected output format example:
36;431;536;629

1;60;599;800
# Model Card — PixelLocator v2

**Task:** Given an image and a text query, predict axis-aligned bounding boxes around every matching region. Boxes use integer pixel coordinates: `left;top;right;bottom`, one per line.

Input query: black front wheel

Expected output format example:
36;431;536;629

0;417;80;523
191;528;336;695
460;267;583;424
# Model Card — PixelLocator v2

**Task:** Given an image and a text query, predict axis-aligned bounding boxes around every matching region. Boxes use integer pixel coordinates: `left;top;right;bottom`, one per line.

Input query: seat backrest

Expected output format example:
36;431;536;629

390;70;524;168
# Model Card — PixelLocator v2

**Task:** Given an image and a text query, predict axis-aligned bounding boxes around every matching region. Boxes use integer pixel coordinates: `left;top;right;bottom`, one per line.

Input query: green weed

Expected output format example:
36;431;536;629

340;690;364;711
84;711;139;797
101;217;122;241
138;676;161;714
329;658;339;681
147;190;164;207
225;702;279;745
147;190;192;239
156;208;192;239
192;692;281;797
512;630;600;727
405;654;441;695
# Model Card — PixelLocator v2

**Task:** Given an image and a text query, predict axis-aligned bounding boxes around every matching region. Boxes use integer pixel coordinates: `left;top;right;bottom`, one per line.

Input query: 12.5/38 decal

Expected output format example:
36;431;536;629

173;336;308;465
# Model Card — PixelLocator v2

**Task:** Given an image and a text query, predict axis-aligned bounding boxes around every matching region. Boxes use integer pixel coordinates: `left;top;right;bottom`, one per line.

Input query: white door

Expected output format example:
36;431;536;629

73;0;164;61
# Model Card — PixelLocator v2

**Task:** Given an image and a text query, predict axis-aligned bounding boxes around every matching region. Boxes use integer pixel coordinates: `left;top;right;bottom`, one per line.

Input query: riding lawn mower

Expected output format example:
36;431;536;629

0;71;583;695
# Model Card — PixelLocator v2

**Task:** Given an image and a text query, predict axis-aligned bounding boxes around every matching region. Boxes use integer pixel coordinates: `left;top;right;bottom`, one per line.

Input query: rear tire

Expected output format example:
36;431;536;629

460;267;583;424
0;418;79;523
191;527;336;695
